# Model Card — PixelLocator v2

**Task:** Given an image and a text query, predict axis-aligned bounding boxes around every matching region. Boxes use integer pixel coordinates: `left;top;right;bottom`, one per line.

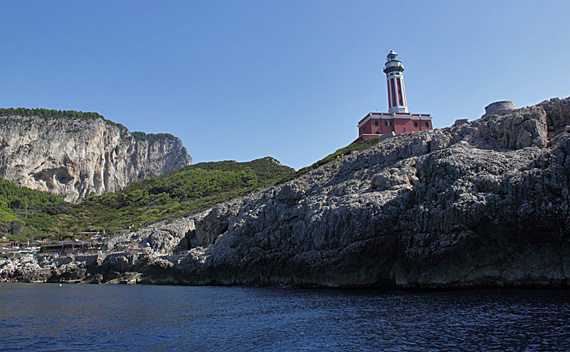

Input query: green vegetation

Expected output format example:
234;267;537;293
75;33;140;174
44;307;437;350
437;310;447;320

1;157;294;241
0;136;379;242
0;107;126;130
0;177;66;240
0;200;19;223
0;178;63;208
71;157;293;233
131;131;177;142
0;107;103;120
278;138;379;183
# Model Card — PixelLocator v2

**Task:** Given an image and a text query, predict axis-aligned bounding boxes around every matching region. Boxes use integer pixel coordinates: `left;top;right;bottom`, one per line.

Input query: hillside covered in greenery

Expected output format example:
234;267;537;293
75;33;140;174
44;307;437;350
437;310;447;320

71;157;294;233
1;136;381;242
0;178;66;242
1;157;295;241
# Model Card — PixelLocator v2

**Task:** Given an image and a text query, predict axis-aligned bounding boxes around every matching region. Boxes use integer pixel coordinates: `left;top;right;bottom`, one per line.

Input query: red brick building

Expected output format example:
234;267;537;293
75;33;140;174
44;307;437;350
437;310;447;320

354;51;432;143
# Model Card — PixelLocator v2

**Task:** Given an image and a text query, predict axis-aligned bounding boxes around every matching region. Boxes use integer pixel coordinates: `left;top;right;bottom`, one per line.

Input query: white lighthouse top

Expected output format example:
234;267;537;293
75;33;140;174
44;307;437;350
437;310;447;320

386;50;400;61
384;50;404;73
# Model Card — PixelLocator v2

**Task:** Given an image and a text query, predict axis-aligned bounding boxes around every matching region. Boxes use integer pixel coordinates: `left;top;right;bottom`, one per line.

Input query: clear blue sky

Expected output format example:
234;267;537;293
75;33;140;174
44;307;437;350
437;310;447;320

1;1;569;170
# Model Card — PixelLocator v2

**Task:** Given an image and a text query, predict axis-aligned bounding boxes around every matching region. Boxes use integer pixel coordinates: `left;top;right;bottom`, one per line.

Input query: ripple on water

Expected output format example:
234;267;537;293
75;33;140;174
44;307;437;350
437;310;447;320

1;284;570;351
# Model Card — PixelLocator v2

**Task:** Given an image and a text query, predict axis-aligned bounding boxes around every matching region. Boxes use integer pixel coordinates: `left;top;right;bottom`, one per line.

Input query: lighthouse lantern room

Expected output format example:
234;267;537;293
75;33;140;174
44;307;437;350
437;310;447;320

354;51;432;143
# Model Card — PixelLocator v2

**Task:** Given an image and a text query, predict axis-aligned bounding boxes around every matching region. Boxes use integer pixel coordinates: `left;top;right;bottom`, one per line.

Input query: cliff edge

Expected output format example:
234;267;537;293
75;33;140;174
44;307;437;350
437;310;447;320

3;97;570;289
0;114;192;202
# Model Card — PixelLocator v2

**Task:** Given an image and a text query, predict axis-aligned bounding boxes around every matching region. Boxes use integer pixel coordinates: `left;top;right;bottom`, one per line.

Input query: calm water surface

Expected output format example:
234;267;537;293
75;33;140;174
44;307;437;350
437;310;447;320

1;283;569;351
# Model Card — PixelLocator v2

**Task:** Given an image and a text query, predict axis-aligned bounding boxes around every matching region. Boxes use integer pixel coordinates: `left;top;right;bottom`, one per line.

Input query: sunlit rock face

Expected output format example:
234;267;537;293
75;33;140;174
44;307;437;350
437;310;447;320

5;97;570;289
0;115;192;202
85;96;566;288
141;96;566;288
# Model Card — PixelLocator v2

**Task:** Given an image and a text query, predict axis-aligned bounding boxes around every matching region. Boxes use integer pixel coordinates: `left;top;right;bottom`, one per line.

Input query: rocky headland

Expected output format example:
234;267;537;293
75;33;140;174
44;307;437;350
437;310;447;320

2;97;570;289
0;114;192;202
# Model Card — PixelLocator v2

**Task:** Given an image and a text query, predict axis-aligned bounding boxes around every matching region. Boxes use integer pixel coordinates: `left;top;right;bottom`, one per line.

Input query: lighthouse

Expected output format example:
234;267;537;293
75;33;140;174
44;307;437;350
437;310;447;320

384;50;408;114
354;51;432;143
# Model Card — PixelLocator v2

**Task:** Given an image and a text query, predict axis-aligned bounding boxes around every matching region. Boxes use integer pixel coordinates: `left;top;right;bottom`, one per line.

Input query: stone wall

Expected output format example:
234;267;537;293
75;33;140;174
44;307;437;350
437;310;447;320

484;101;516;115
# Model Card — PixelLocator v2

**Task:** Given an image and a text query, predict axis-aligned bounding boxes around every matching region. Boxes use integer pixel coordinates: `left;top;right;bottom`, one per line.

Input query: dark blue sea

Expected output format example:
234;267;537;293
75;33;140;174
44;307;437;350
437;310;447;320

1;283;569;351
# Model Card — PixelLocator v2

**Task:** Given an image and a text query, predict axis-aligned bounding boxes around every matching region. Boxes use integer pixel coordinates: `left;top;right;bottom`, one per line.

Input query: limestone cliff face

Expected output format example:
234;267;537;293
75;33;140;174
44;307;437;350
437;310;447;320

4;97;570;289
123;96;570;289
0;115;192;202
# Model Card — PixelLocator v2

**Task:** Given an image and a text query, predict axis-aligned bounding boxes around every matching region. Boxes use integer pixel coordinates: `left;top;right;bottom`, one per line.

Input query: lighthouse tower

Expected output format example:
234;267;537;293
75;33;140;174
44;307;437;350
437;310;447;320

384;50;408;114
354;51;432;143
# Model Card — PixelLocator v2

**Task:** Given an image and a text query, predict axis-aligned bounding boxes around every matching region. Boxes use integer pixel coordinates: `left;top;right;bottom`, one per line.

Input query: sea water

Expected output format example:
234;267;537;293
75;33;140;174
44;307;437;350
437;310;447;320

1;283;569;351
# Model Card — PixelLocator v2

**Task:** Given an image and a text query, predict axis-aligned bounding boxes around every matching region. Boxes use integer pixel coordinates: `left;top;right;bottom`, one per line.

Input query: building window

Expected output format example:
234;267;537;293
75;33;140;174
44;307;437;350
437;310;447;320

385;121;392;127
403;128;406;132
425;122;430;127
414;121;418;127
375;120;379;126
363;126;366;132
376;132;380;134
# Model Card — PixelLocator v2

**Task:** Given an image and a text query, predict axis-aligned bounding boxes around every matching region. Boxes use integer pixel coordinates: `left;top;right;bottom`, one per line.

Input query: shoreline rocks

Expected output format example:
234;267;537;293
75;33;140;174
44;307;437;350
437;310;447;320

3;96;570;290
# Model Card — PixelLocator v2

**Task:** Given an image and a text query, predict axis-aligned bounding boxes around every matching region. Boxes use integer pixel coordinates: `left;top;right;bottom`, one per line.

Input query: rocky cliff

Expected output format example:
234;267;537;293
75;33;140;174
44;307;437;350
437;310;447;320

0;114;192;202
3;97;570;289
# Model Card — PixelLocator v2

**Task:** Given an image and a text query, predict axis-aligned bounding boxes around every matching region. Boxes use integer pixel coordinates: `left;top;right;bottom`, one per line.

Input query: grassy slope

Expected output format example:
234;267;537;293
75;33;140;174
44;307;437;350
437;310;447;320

2;136;380;241
278;138;379;184
0;177;66;241
60;157;295;234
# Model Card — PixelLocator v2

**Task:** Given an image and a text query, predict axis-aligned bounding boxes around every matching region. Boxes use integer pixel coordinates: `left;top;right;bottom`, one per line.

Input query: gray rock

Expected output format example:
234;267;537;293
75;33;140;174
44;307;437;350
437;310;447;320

453;118;469;126
7;96;570;289
103;252;138;273
484;101;516;115
14;258;52;283
0;115;192;202
150;96;569;288
0;221;24;235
